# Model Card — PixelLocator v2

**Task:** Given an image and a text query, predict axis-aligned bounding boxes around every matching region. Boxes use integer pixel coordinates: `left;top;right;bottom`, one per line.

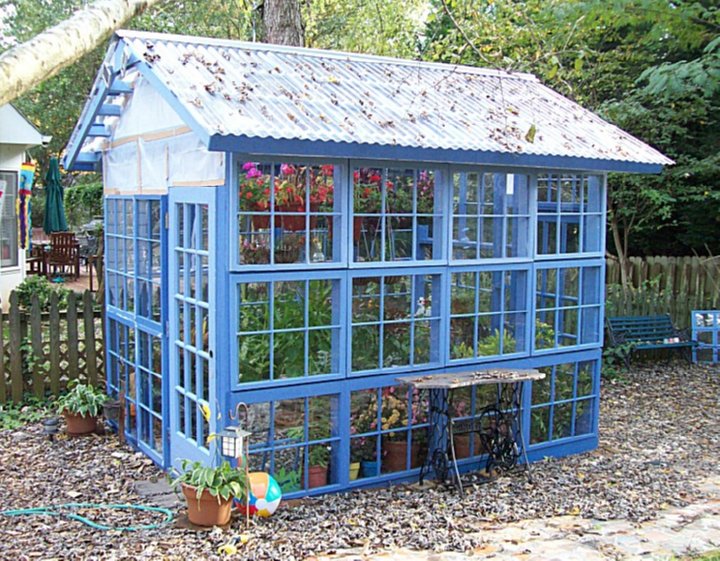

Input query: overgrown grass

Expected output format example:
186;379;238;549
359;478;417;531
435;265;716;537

0;396;52;430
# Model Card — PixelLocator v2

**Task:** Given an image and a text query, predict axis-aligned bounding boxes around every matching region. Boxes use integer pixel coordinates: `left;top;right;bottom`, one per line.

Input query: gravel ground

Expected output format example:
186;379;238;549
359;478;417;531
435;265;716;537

0;364;718;560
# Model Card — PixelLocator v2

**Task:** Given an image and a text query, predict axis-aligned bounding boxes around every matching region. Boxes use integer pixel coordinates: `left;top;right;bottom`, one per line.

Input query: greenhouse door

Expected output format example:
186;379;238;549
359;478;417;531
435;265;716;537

168;189;215;468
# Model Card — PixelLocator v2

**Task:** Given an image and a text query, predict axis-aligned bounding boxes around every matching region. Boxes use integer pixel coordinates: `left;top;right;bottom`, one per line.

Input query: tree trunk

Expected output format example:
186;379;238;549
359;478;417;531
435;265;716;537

263;0;304;46
610;210;630;290
0;0;164;107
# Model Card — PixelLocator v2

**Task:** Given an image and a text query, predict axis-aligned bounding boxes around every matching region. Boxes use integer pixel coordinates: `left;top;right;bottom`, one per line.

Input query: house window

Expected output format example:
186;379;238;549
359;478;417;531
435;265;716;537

534;263;602;351
451;171;530;260
352;167;443;264
236;274;343;385
0;171;19;268
536;173;603;256
237;161;342;267
449;266;530;361
350;272;442;373
530;360;597;444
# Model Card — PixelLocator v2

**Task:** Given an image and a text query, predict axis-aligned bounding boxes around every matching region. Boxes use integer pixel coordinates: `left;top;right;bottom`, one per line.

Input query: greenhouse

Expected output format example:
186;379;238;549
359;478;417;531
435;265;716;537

64;30;671;496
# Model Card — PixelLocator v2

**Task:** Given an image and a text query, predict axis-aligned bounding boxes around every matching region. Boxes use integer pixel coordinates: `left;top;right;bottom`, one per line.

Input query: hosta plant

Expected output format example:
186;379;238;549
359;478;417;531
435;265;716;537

55;382;108;417
171;460;247;503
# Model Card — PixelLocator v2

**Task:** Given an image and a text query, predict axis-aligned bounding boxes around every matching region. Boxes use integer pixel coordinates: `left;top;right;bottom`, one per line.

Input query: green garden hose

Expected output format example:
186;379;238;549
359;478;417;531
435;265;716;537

1;502;174;532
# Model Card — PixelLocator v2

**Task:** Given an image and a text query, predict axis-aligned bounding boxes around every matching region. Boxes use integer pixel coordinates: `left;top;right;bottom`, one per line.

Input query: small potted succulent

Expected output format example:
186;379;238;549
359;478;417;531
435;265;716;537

55;382;108;436
171;460;247;527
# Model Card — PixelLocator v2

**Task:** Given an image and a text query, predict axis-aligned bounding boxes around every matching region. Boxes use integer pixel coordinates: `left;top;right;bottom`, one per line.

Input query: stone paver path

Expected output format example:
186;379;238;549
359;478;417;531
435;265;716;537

317;477;720;561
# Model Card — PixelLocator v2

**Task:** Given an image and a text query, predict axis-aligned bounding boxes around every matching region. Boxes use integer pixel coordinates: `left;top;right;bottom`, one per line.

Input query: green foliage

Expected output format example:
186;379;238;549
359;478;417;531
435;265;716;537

273;465;301;493
0;396;51;430
602;342;635;381
171;459;247;503
64;180;103;228
55;381;108;418
14;275;71;311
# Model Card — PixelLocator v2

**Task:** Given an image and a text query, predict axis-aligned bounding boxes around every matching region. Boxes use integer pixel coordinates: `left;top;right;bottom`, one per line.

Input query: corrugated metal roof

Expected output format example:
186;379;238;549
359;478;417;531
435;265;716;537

73;30;673;171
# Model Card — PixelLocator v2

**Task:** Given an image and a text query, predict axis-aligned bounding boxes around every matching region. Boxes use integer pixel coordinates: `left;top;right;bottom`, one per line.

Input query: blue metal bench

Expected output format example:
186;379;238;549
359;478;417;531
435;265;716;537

605;314;697;367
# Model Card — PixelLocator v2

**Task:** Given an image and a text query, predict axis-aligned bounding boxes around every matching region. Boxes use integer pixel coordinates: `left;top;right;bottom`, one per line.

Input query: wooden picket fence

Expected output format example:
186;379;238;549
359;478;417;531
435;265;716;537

605;256;720;330
0;290;104;404
606;255;720;297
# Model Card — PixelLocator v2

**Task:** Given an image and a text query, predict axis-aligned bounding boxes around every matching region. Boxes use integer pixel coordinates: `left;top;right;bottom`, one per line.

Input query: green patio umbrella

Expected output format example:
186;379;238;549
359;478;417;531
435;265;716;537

43;157;67;234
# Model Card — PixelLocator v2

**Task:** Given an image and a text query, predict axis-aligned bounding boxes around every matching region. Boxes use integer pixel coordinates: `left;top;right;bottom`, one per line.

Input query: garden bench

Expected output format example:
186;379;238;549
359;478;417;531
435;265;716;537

605;314;697;367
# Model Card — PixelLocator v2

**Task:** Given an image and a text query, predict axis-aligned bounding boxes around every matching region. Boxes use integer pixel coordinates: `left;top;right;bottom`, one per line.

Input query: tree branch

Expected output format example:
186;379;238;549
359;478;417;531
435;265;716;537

0;0;164;107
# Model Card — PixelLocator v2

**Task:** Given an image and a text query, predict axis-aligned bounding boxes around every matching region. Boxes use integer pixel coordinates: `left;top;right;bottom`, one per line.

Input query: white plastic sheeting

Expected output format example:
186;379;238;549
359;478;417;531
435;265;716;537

103;77;225;194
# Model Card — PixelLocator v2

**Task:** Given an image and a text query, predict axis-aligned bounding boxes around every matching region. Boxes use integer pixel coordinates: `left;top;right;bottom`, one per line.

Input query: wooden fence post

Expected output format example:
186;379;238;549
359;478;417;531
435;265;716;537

66;292;79;382
83;290;98;387
8;292;25;402
48;292;61;395
30;294;44;399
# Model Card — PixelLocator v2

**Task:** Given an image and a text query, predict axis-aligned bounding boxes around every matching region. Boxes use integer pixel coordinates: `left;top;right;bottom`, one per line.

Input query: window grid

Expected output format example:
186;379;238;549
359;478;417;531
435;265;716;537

451;171;531;261
449;266;530;361
352;167;443;264
350;272;443;374
536;173;603;256
235;275;343;385
530;361;597;445
237;161;342;267
692;310;720;364
173;202;211;450
245;395;341;493
534;264;602;352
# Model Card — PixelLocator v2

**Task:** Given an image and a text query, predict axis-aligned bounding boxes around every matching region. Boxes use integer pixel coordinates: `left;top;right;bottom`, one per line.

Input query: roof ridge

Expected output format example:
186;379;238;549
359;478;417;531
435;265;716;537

116;29;538;82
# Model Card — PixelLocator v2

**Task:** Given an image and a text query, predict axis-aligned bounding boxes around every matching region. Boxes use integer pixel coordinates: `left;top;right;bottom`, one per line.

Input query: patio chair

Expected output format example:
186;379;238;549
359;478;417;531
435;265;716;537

47;232;81;279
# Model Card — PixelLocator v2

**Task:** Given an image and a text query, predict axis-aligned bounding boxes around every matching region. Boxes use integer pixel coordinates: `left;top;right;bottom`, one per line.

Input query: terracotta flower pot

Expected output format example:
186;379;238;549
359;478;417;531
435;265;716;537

308;465;328;488
453;433;483;459
383;440;422;472
63;411;98;436
181;483;233;527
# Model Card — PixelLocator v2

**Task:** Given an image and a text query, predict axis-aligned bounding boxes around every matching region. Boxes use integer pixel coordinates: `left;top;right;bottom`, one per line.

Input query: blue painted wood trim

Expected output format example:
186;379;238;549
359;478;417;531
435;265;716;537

209;135;665;174
98;104;122;117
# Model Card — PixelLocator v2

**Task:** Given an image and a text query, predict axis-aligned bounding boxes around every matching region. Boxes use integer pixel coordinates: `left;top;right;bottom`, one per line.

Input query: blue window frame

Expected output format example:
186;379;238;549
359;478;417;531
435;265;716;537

349;385;429;479
530;360;598;445
245;394;342;493
692;310;720;363
105;195;167;467
235;160;345;268
352;166;444;264
173;201;211;452
536;173;603;256
450;170;531;261
534;261;603;352
350;271;443;374
234;271;344;386
106;198;135;313
449;264;530;361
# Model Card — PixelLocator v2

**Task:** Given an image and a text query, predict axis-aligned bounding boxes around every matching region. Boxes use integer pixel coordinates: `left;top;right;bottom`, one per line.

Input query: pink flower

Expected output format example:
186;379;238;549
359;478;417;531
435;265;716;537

370;421;376;429
280;163;295;176
242;161;258;171
247;168;262;179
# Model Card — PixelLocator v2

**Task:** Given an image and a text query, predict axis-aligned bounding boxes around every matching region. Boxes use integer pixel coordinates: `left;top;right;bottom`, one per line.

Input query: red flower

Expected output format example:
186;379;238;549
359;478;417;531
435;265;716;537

370;174;381;184
321;164;334;177
353;171;360;182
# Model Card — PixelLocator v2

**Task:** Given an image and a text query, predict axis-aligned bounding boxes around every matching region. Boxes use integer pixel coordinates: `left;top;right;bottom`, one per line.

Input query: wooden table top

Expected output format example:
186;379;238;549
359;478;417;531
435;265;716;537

396;368;545;389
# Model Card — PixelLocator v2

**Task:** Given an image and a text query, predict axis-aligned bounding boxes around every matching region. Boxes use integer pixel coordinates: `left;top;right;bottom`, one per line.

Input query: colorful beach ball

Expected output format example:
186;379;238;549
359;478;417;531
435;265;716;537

235;471;282;517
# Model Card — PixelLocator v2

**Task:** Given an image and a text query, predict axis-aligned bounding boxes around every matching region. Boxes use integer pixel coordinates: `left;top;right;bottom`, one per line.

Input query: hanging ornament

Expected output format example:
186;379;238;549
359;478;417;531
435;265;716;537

18;162;36;249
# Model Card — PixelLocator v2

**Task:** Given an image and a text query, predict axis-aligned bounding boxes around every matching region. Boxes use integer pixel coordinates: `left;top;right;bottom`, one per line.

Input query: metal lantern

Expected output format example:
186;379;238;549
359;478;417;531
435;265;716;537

221;402;252;459
42;418;59;442
219;425;252;458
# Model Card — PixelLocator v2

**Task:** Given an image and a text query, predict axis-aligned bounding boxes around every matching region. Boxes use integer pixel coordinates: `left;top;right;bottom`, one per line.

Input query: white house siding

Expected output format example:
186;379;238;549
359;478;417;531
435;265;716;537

0;142;26;309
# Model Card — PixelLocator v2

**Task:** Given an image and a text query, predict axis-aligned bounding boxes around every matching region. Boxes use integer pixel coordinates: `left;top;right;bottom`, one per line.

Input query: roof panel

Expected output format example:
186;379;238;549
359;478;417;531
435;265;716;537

85;30;672;170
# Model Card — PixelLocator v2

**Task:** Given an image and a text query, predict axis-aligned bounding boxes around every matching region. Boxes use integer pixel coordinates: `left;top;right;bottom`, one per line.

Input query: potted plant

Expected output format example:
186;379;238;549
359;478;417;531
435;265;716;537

171;459;246;527
55;382;108;436
307;445;330;488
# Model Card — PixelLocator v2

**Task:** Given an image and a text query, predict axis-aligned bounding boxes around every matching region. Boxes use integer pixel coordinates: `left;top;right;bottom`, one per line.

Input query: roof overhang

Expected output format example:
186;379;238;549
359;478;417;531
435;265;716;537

208;134;664;174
